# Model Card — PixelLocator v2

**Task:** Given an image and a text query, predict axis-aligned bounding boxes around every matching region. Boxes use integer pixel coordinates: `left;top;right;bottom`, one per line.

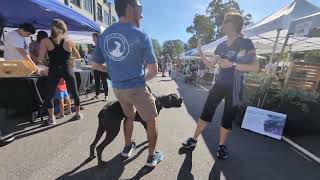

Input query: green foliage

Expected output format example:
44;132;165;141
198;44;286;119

152;39;162;58
248;86;319;113
162;40;185;59
306;50;320;57
186;0;253;48
186;15;214;48
187;36;199;49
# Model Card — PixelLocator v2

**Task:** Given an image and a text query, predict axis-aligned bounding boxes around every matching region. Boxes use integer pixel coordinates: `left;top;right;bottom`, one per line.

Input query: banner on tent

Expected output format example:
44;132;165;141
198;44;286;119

293;21;312;36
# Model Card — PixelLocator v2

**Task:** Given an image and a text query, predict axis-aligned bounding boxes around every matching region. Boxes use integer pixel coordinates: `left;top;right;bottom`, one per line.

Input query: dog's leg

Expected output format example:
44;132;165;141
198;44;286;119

90;123;105;159
96;128;120;167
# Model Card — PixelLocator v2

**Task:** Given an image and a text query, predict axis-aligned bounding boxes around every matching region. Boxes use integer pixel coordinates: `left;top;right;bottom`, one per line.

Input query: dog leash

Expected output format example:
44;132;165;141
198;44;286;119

146;84;157;98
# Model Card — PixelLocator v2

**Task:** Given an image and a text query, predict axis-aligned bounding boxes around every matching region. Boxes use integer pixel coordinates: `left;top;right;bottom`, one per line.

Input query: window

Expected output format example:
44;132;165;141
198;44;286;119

84;0;93;14
97;3;103;22
70;0;81;7
103;11;110;26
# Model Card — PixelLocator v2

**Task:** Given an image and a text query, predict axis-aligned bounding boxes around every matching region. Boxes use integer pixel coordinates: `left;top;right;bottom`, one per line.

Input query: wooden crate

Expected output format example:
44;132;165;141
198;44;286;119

285;62;320;93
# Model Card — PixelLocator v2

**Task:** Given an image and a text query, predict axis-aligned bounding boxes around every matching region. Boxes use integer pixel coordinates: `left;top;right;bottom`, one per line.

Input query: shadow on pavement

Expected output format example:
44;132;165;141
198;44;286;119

177;147;195;180
0;97;103;146
56;141;148;180
125;166;155;180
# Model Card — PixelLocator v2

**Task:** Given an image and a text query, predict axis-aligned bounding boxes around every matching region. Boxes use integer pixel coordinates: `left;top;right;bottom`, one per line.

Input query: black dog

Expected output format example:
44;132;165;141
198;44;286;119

89;93;183;166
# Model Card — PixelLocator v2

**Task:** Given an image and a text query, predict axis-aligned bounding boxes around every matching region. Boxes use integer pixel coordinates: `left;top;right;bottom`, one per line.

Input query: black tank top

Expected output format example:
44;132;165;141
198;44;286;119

48;38;71;69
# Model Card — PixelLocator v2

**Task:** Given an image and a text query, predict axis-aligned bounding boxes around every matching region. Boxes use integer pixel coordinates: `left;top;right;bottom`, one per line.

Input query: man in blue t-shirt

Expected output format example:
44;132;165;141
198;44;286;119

92;0;163;167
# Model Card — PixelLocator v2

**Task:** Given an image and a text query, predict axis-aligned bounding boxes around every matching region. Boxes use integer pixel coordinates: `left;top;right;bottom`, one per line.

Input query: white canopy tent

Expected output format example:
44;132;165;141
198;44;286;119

191;0;320;56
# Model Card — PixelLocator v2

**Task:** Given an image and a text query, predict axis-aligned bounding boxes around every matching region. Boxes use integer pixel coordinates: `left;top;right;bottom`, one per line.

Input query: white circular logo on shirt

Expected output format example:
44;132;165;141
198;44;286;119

104;33;129;61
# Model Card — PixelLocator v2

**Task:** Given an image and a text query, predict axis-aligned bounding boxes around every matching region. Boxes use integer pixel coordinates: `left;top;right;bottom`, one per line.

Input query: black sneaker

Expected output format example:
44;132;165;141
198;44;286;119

146;151;164;167
182;137;197;148
121;141;136;158
216;145;228;160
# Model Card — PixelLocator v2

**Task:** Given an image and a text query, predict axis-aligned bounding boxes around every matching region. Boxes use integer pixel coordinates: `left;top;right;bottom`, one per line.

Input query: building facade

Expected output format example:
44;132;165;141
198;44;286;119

60;0;117;28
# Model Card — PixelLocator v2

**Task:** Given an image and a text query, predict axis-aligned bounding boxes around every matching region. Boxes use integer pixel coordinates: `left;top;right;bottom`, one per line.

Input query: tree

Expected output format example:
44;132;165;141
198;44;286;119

152;39;162;58
184;43;190;52
186;0;253;48
186;14;214;48
162;40;185;59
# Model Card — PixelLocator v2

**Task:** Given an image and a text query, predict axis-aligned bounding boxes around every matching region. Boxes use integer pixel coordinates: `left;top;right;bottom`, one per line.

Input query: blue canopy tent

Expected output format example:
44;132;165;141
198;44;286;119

0;0;100;32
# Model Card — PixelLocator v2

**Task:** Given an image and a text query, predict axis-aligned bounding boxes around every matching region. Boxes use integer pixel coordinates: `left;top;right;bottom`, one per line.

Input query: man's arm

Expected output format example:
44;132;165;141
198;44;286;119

236;59;260;72
16;48;32;61
235;50;260;72
145;63;158;82
143;35;158;81
17;47;37;68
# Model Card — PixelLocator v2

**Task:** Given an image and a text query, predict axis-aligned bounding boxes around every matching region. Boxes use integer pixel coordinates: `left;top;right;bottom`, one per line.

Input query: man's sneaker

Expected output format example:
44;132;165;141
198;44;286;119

216;145;228;160
121;141;136;158
64;109;72;115
74;113;83;120
182;137;197;148
146;151;164;167
55;113;65;119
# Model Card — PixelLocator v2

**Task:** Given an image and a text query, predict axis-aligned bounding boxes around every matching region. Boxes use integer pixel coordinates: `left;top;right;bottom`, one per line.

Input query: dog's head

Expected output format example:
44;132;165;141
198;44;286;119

157;93;183;108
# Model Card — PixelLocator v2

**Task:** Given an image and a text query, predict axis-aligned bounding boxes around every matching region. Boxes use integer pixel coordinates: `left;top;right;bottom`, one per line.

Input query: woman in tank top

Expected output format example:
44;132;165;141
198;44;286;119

38;19;83;125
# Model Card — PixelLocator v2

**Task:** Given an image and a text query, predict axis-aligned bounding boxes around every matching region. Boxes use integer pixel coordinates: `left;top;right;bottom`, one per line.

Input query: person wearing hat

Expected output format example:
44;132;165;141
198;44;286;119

4;23;36;63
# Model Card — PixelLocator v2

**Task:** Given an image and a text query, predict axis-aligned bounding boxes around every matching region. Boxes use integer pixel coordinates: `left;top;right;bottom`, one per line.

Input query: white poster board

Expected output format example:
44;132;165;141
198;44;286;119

241;106;287;140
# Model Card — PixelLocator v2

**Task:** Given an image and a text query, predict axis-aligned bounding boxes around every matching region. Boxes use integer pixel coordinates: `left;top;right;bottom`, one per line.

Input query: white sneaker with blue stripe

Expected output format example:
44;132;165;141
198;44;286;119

146;151;164;167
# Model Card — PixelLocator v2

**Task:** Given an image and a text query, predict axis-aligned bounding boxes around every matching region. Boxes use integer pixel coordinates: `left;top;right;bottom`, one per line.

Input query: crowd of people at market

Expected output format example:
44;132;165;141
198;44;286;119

0;0;259;170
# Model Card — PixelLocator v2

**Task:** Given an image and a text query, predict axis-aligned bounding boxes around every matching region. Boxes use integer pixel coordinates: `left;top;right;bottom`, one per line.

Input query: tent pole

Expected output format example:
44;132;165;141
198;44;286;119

259;29;281;108
275;32;290;73
269;29;282;65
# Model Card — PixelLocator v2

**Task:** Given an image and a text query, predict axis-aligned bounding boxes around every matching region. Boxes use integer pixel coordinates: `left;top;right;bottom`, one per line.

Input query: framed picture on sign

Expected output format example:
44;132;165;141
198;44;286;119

241;106;287;140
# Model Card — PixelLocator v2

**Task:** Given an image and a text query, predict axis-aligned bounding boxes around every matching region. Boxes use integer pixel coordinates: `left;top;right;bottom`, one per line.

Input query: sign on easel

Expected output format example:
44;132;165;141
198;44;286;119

241;106;287;140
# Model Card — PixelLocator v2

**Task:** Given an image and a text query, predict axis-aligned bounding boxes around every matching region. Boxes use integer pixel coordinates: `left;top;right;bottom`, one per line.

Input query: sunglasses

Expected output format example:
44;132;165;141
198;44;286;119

128;0;143;13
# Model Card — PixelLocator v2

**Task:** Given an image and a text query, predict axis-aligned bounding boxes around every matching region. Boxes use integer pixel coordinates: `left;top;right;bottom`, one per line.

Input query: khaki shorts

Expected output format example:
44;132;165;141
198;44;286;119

113;86;158;122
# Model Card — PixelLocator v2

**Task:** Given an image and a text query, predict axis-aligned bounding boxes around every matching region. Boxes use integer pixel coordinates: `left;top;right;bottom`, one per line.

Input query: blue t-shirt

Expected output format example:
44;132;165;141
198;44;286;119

214;37;255;86
92;22;156;89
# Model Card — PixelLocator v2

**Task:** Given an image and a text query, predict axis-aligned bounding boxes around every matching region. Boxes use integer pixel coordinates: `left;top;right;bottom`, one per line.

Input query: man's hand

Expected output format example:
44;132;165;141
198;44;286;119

145;63;158;82
92;63;107;72
219;59;233;69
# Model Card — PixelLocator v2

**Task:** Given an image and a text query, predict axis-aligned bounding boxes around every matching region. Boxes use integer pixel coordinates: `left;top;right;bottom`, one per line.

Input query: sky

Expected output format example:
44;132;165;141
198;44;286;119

135;0;320;44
